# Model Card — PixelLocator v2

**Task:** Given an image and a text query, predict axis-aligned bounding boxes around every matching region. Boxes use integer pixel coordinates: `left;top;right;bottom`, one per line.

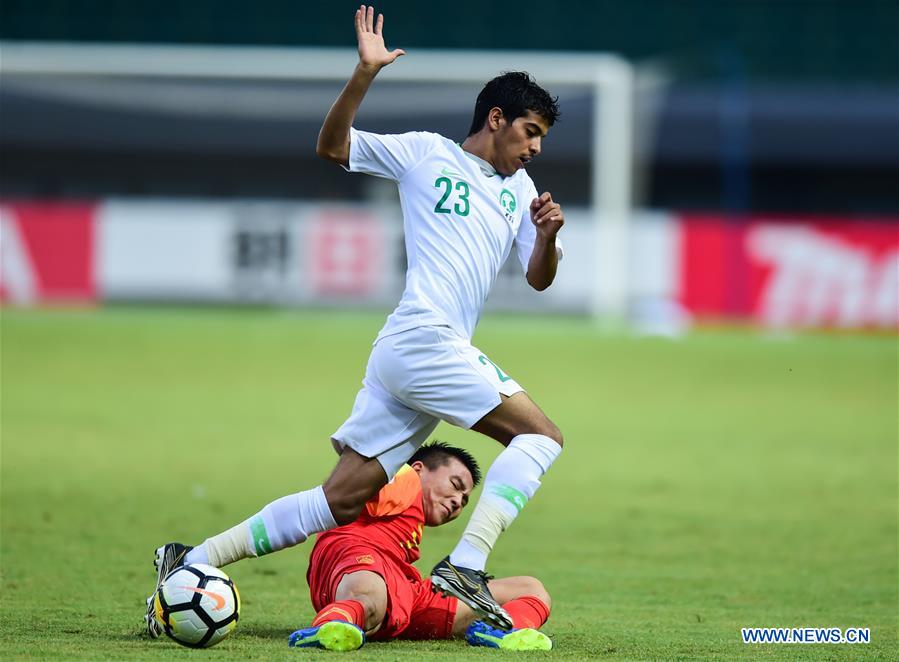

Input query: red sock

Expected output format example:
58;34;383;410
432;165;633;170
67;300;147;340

503;595;550;630
311;600;366;628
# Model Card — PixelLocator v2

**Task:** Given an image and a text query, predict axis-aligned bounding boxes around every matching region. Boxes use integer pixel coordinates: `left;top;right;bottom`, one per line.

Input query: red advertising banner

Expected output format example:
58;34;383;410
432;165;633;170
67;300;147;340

679;215;898;329
0;202;97;304
305;209;384;297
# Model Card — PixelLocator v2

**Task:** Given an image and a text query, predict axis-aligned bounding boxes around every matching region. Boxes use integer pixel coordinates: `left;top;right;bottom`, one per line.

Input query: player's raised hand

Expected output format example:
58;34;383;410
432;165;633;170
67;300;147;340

530;192;565;239
355;5;405;71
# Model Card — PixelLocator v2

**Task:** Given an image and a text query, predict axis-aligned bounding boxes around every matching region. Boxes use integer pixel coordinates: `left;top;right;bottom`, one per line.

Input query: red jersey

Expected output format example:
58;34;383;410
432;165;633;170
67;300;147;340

315;464;426;565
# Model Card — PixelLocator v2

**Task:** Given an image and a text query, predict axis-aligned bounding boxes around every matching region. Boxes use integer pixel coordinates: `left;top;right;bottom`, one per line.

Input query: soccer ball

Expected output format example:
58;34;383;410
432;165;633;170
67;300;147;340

151;563;240;648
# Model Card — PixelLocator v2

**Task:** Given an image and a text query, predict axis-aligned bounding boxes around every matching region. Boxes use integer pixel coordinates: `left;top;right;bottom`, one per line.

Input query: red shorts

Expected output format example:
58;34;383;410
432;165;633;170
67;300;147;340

307;535;457;640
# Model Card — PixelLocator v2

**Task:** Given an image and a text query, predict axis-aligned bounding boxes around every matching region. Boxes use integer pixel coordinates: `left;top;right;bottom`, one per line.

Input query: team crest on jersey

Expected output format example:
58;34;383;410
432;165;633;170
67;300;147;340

499;189;517;223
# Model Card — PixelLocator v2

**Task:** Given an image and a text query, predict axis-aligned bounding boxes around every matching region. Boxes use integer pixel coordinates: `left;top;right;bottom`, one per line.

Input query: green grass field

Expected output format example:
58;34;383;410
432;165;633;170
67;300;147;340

1;307;896;660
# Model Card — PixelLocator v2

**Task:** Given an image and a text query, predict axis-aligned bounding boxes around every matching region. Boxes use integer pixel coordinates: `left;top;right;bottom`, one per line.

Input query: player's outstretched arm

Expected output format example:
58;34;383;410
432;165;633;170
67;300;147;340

526;192;564;290
316;5;406;166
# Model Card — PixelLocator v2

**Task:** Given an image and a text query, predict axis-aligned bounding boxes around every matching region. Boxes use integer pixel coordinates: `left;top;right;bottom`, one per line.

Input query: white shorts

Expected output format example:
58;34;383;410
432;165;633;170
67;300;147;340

332;325;524;477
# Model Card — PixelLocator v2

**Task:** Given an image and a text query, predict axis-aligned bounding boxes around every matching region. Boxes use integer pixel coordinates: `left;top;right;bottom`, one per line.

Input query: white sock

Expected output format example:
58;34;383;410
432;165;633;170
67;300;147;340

185;485;337;567
449;434;561;571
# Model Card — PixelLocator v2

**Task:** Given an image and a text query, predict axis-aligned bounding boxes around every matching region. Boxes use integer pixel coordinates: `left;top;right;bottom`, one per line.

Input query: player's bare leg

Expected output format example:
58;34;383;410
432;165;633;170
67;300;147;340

322;448;391;525
333;570;388;635
288;570;387;651
432;392;562;629
471;391;562;447
177;447;386;568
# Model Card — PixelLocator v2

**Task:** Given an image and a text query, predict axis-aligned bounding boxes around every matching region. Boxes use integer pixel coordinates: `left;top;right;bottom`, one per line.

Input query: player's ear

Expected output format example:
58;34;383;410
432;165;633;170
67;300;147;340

487;107;505;131
410;460;426;474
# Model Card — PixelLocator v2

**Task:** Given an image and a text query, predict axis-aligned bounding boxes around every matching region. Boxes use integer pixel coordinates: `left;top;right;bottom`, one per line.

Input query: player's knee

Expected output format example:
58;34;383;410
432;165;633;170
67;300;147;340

511;418;563;447
536;420;563;448
520;576;552;610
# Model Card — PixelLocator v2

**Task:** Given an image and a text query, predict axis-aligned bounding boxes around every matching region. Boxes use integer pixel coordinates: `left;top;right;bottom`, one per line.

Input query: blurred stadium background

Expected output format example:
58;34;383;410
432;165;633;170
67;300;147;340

1;0;896;328
1;1;897;658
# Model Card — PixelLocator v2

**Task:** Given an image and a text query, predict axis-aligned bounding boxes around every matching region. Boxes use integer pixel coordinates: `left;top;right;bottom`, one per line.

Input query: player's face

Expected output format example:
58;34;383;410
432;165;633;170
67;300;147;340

495;109;550;177
416;458;474;526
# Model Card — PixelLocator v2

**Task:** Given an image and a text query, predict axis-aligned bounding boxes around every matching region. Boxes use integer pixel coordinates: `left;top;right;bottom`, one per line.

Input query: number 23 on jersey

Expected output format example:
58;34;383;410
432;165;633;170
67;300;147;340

433;177;471;217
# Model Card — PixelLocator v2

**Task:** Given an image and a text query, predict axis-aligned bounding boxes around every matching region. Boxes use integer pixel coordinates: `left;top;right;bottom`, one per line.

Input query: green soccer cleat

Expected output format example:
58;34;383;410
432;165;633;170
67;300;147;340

466;620;553;651
288;621;366;651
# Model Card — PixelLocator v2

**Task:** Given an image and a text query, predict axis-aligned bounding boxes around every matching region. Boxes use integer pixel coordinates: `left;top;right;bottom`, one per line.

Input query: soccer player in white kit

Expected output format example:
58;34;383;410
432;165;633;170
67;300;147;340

147;4;565;635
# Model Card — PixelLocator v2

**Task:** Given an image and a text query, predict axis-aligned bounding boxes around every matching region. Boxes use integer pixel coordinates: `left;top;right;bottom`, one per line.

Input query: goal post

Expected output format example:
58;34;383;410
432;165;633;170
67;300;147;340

1;41;634;322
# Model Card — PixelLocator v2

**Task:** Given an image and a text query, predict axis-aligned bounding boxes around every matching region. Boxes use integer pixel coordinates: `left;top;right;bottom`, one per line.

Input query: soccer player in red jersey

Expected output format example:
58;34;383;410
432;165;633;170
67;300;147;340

289;442;552;651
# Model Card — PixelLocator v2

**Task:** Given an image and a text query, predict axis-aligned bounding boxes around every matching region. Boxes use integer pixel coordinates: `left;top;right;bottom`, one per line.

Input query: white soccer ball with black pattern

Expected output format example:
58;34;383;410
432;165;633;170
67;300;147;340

151;563;240;648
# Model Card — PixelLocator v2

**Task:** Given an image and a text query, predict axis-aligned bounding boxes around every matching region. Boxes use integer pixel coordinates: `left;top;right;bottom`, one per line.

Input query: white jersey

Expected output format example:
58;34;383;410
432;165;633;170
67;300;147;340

346;128;562;341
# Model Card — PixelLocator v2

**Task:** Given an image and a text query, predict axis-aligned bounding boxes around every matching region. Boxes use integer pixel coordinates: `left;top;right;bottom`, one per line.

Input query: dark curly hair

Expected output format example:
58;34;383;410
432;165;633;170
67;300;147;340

467;71;560;136
409;441;482;486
